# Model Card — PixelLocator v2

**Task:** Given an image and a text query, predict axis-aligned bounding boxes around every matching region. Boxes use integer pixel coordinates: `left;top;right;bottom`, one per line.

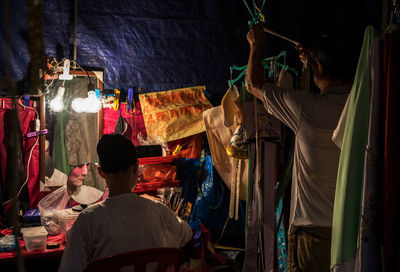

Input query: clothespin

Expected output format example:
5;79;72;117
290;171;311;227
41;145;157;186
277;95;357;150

113;89;120;111
127;88;134;111
94;88;101;98
24;95;30;107
172;145;182;156
26;129;48;138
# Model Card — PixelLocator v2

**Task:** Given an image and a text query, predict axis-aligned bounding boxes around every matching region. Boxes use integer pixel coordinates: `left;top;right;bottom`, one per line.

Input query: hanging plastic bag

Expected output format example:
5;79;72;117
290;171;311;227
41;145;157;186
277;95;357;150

178;153;245;245
38;185;70;235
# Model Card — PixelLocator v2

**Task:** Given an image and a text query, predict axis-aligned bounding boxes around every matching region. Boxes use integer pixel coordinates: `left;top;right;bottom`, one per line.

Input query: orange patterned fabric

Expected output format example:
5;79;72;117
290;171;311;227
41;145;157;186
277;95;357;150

139;86;212;143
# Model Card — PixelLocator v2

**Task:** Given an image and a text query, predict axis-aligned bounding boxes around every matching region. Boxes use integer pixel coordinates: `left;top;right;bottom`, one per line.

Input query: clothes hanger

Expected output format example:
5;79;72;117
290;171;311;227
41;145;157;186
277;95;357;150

228;51;298;87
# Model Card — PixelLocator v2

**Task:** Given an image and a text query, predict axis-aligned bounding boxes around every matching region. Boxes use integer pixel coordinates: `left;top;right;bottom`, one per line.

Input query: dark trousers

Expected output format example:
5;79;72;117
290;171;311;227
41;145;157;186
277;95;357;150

288;226;332;272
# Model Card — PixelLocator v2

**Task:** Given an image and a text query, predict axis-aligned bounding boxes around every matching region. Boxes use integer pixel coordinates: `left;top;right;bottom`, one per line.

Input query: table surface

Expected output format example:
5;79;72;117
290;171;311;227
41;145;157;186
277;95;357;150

0;229;65;261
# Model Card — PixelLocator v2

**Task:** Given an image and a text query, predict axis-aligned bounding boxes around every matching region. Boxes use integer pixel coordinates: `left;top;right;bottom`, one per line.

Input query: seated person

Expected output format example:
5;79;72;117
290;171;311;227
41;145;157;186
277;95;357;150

59;134;193;272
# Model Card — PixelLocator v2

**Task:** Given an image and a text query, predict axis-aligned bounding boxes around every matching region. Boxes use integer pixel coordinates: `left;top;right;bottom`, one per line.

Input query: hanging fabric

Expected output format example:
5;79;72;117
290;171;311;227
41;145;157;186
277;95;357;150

354;37;384;272
202;106;248;201
177;152;246;244
243;140;277;272
1;106;30;225
0;98;40;212
139;86;212;143
102;102;148;146
382;26;400;272
330;26;379;271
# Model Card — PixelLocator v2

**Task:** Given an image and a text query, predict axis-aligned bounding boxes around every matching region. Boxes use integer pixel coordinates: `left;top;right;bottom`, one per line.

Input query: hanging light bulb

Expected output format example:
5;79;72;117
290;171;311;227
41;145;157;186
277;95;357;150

50;86;65;112
71;91;101;113
85;91;102;113
71;97;85;113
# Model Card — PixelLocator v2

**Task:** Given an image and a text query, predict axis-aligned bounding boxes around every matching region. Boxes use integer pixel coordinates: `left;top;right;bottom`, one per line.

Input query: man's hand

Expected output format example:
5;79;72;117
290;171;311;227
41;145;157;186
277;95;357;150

246;24;265;48
295;44;312;65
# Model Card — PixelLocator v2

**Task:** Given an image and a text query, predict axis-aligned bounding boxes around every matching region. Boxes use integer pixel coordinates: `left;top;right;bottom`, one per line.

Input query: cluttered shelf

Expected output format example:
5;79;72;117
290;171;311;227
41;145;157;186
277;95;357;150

0;228;65;261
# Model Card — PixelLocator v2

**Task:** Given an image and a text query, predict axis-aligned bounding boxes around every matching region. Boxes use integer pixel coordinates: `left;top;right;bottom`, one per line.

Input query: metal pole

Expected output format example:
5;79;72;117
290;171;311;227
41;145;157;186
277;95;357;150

73;0;78;69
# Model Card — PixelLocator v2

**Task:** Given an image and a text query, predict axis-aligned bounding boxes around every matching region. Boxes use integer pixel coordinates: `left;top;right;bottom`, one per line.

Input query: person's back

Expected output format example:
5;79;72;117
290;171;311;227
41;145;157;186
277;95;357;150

277;86;350;228
59;134;192;272
59;193;192;271
246;24;357;271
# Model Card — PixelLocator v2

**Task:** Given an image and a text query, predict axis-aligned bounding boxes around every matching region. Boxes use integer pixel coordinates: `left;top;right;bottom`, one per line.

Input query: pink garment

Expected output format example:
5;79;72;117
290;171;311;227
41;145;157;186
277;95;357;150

102;102;147;146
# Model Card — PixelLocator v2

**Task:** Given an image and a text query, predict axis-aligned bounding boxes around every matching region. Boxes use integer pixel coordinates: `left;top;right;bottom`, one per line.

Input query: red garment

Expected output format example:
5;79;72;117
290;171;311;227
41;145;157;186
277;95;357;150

102;102;147;146
383;29;400;271
0;98;40;208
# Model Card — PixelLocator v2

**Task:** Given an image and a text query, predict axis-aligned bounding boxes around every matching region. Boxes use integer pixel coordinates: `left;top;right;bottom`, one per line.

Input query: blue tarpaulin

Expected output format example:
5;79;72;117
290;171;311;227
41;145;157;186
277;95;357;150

0;0;250;98
0;0;381;98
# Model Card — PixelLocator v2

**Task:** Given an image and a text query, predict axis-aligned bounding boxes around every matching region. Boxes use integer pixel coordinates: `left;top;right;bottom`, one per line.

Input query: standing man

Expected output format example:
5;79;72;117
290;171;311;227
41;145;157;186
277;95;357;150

246;24;356;271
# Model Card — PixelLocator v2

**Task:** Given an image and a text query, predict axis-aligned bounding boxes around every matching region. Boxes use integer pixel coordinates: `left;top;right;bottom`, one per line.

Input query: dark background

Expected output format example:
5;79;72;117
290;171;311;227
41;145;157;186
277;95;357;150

0;0;382;102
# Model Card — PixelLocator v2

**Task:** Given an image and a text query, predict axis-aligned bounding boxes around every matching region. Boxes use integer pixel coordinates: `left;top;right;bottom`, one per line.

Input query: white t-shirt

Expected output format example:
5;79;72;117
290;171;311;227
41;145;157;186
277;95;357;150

58;193;192;272
262;83;350;231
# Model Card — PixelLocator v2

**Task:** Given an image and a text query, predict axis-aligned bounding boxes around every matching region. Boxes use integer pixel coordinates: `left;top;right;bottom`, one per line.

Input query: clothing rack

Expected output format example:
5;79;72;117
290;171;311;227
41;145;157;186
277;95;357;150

228;51;298;87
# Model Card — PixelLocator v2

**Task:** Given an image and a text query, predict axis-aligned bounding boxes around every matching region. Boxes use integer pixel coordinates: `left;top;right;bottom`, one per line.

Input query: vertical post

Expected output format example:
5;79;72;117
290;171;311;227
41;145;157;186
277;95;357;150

381;0;391;32
73;0;78;69
39;95;46;183
98;76;103;139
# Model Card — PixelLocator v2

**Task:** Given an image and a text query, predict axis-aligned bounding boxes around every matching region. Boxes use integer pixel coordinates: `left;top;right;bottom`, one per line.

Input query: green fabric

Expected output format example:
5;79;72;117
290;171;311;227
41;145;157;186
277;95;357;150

53;110;73;175
330;26;379;268
52;80;75;176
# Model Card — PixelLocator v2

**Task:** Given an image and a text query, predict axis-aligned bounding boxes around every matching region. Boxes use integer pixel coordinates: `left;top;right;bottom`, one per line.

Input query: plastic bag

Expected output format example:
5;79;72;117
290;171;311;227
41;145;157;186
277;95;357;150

178;154;245;245
38;185;70;235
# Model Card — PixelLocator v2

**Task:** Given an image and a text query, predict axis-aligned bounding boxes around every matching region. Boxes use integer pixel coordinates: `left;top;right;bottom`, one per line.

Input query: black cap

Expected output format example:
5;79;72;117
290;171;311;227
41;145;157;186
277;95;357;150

97;134;138;173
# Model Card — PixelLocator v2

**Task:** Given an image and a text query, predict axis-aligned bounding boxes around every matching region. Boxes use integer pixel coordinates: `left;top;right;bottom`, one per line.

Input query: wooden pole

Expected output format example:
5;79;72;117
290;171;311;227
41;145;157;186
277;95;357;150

39;95;46;183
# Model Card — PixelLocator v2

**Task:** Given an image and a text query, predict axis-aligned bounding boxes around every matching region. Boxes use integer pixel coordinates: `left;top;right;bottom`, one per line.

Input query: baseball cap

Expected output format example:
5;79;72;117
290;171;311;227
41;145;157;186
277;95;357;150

97;134;138;173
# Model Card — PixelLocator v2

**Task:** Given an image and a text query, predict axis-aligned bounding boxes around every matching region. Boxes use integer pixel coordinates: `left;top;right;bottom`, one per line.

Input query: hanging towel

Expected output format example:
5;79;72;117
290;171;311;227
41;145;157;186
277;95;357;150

330;26;379;271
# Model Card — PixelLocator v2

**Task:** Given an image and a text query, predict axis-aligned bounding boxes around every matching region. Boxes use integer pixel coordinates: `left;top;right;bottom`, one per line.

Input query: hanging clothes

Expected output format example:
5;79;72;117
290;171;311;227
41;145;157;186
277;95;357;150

383;26;400;272
53;109;73;175
355;37;384;272
331;26;379;271
243;140;277;272
2;107;30;225
102;102;147;146
0;99;40;211
202;106;248;201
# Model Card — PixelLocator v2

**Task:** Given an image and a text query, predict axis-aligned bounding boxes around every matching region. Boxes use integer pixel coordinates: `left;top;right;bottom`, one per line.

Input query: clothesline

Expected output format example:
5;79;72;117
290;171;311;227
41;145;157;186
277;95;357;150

262;27;299;46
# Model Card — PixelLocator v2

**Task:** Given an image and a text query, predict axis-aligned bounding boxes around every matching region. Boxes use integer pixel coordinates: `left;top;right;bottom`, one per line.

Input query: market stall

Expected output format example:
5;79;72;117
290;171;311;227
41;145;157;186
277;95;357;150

0;0;393;272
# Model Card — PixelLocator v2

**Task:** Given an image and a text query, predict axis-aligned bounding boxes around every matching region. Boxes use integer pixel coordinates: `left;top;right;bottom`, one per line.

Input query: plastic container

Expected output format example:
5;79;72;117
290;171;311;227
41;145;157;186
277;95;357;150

21;226;48;251
135;155;180;193
53;208;80;233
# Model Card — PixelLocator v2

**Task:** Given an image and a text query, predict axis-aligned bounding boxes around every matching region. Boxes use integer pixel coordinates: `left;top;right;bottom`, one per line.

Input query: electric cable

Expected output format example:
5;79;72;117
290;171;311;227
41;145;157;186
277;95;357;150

3;97;41;206
71;60;93;86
